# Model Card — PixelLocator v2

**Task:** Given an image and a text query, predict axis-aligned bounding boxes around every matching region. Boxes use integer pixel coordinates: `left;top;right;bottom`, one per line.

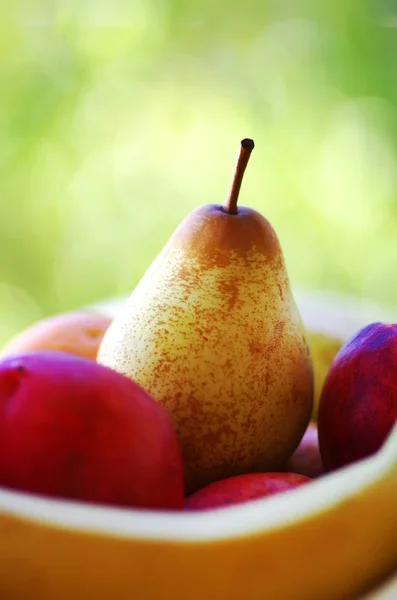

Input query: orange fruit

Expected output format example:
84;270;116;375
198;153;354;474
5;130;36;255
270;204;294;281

0;311;112;361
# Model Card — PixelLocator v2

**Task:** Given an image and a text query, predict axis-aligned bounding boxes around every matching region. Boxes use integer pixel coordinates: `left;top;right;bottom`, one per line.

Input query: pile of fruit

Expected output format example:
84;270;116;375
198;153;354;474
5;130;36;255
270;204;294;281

1;140;397;599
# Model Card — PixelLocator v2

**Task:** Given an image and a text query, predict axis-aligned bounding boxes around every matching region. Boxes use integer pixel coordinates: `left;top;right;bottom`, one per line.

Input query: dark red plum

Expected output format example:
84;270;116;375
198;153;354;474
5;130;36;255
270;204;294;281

318;323;397;471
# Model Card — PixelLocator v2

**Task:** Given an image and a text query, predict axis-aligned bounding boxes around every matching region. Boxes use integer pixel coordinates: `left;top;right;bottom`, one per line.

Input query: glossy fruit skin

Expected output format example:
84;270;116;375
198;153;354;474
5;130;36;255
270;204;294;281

0;351;184;509
283;422;324;478
185;472;311;510
1;311;112;361
318;322;397;471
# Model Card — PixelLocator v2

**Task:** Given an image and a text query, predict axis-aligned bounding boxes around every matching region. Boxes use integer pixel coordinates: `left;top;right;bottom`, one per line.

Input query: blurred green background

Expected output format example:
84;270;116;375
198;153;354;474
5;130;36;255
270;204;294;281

1;0;397;345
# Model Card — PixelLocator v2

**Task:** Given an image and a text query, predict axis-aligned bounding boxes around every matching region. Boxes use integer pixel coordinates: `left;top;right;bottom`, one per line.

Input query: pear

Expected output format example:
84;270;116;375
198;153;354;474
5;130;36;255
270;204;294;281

98;139;313;493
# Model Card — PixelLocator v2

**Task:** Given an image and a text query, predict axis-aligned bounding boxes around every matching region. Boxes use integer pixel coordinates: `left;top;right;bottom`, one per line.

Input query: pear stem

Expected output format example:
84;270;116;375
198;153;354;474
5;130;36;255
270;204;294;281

223;138;255;215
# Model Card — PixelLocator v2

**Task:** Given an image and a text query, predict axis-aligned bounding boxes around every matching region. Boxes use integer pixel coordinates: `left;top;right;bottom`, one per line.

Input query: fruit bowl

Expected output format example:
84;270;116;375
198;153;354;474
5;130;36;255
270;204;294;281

1;290;397;600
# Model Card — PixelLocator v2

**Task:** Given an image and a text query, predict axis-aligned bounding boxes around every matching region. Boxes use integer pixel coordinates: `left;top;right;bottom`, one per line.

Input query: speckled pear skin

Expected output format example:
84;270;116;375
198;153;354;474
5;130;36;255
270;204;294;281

98;204;314;493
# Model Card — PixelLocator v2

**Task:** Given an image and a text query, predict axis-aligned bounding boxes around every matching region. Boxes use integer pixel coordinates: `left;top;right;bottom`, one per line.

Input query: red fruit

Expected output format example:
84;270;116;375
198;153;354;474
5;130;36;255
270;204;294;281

283;422;324;478
0;351;184;510
318;322;397;471
185;472;311;511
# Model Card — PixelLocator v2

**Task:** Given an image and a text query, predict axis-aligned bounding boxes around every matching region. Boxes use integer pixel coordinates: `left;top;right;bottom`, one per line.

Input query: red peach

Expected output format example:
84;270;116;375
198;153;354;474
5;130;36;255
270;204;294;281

282;422;324;478
318;322;397;471
0;351;184;510
185;472;311;511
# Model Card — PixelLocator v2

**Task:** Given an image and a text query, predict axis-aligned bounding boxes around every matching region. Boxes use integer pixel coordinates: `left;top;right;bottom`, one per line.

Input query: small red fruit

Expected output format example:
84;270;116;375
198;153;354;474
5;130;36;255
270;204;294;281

185;472;311;511
318;322;397;471
283;422;324;478
0;351;184;510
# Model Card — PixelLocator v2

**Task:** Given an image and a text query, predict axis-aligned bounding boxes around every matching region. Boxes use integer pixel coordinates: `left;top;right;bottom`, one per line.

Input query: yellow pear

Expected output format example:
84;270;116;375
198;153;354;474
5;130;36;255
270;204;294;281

98;139;313;493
